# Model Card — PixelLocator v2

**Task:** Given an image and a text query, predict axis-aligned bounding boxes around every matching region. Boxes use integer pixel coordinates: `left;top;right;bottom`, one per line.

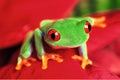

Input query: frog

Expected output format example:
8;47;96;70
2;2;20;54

15;17;106;70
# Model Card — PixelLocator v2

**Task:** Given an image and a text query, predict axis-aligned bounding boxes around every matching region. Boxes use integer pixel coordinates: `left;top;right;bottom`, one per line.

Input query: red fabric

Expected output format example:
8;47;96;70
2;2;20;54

0;48;119;79
0;0;78;49
88;10;120;54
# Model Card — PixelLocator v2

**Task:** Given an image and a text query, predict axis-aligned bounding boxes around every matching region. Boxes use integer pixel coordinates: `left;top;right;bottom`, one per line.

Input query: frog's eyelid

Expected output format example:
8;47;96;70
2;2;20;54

40;20;54;27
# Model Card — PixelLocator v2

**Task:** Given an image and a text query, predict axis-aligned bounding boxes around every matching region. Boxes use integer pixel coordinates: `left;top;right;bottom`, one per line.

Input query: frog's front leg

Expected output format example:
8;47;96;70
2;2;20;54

72;43;92;69
34;28;63;70
38;53;63;69
15;31;36;70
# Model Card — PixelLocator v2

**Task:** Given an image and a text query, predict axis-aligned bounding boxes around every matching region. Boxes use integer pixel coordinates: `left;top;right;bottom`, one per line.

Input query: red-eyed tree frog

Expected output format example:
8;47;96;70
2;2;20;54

15;17;106;70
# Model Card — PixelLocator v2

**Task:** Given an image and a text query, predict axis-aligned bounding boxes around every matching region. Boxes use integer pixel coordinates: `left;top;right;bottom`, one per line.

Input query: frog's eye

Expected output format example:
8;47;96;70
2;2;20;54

84;21;92;33
48;29;60;41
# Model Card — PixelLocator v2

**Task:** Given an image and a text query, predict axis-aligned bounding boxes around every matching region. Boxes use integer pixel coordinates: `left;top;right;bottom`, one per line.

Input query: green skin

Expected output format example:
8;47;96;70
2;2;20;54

17;17;94;69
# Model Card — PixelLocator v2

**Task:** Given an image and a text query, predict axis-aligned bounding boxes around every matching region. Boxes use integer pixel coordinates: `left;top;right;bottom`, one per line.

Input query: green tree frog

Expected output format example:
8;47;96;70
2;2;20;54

15;17;106;70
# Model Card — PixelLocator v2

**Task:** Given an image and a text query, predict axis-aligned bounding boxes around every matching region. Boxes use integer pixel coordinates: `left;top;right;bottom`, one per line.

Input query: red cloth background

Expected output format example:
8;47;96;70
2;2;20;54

0;0;120;79
0;0;77;49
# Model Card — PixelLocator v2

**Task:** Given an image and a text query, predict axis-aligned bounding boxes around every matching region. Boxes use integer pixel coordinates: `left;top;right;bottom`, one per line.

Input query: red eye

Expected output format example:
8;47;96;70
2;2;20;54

48;29;60;41
84;21;92;33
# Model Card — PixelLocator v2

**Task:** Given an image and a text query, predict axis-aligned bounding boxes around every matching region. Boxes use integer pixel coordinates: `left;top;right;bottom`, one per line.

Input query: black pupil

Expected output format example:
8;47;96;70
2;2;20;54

88;24;91;31
51;33;55;40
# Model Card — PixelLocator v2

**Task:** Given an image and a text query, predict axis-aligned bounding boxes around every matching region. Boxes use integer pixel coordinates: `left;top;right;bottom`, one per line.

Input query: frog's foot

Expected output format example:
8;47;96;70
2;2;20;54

72;55;92;69
38;53;63;70
93;16;106;28
15;57;36;70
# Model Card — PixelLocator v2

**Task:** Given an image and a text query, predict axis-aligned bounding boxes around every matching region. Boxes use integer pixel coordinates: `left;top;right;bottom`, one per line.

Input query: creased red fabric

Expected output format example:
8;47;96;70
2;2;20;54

0;0;78;49
88;10;120;54
0;47;119;79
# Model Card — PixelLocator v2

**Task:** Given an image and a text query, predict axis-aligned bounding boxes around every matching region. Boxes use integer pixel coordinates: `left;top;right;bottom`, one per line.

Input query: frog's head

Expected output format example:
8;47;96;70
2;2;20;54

40;18;92;48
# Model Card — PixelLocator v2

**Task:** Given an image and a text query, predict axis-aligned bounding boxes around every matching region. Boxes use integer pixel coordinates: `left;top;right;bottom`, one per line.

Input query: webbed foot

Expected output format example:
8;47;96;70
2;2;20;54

72;55;92;69
93;16;106;28
38;53;63;70
15;57;36;70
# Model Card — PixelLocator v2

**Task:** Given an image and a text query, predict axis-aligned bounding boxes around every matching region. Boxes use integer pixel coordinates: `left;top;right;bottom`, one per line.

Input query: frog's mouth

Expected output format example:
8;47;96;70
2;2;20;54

45;41;83;49
51;45;82;49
